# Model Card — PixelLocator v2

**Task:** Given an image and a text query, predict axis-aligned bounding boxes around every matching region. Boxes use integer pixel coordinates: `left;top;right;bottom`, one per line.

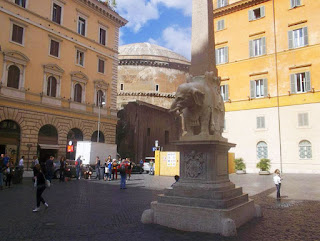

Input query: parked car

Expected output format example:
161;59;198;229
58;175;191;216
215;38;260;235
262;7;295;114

143;157;155;174
53;160;76;179
120;160;144;174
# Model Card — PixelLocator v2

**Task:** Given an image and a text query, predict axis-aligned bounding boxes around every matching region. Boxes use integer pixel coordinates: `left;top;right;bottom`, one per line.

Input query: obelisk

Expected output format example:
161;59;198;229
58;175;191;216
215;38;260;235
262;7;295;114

190;0;217;77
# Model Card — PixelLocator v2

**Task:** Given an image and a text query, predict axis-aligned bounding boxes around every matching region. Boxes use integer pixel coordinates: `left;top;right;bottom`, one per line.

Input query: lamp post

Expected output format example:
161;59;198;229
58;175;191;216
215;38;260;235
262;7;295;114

97;93;105;143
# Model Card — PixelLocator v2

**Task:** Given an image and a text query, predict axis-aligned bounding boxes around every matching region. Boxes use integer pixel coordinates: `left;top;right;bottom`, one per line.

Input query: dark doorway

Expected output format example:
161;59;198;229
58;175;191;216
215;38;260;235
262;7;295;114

0;120;21;163
38;124;59;163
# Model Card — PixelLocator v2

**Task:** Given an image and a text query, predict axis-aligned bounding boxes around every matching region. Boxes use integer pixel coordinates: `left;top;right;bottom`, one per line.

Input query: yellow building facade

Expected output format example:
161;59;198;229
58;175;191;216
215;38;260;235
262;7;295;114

213;0;320;173
0;0;127;165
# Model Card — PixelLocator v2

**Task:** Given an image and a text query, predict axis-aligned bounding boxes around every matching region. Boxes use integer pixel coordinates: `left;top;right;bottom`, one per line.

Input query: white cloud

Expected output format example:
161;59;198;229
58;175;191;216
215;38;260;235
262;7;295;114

151;0;192;16
148;25;191;60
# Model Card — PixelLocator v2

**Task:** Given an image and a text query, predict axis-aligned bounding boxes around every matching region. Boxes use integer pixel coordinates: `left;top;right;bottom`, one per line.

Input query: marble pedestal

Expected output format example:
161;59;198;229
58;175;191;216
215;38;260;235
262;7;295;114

141;140;260;236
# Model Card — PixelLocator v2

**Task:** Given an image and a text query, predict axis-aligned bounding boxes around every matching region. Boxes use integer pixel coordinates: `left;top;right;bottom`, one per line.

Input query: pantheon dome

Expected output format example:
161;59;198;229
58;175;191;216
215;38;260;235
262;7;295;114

117;43;190;109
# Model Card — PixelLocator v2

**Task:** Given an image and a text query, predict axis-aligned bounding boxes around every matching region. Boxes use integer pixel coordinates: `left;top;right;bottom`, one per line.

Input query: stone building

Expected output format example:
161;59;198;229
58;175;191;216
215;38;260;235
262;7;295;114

214;0;320;173
0;0;127;165
117;42;190;109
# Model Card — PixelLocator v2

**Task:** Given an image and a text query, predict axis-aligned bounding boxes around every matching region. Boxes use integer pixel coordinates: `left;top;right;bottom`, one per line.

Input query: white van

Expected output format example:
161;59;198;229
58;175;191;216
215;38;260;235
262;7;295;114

144;157;155;173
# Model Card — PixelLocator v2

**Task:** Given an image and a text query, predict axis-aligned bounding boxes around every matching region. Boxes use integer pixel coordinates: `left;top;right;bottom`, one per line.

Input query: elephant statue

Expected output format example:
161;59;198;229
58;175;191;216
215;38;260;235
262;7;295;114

170;72;226;141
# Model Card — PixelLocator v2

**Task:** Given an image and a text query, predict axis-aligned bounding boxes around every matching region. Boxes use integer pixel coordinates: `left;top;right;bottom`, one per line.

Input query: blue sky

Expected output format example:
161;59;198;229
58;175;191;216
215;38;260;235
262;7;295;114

115;0;192;60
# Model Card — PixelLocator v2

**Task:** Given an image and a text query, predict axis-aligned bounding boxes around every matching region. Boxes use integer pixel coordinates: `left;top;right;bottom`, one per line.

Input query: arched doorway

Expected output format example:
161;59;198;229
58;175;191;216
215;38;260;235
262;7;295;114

66;128;83;160
38;124;58;163
91;131;105;143
0;120;20;164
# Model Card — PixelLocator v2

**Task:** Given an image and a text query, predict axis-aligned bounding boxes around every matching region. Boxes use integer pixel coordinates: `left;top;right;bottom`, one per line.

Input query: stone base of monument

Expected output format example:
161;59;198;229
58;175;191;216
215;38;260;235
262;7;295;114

141;141;261;237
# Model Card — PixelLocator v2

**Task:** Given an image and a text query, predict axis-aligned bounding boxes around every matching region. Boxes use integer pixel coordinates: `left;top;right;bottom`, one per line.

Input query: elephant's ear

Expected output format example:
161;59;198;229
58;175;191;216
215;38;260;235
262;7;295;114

192;88;205;106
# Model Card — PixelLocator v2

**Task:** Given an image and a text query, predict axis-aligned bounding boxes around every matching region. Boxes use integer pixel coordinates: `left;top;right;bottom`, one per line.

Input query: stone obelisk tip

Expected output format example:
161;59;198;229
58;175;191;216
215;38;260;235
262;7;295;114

190;0;217;77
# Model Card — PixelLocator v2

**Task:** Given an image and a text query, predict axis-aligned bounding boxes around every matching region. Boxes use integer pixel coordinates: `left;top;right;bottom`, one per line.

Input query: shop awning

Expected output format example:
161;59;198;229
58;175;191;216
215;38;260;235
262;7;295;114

38;144;60;150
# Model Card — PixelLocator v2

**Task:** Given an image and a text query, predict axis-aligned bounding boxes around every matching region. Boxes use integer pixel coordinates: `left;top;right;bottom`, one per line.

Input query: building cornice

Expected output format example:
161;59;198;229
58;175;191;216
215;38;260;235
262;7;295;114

214;0;270;18
119;59;190;72
118;91;175;98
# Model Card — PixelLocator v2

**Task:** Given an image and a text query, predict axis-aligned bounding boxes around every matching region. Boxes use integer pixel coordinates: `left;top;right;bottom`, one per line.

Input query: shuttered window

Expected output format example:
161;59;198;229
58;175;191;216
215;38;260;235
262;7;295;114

290;72;311;93
288;27;308;49
298;113;309;127
250;79;268;98
220;85;229;101
257;116;265;129
290;0;301;8
217;20;225;31
249;6;265;21
249;37;266;57
216;47;228;65
12;24;24;45
50;39;60;57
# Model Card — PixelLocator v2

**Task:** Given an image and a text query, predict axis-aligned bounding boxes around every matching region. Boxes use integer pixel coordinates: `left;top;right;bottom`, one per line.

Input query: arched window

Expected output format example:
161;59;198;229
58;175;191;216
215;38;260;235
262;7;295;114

74;84;82;103
91;131;105;143
96;90;104;107
47;76;57;97
299;140;312;159
7;65;20;89
257;141;268;159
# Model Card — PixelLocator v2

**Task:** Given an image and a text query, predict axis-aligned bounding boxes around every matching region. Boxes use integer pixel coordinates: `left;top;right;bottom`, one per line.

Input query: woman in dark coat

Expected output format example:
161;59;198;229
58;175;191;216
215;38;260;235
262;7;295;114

33;164;48;212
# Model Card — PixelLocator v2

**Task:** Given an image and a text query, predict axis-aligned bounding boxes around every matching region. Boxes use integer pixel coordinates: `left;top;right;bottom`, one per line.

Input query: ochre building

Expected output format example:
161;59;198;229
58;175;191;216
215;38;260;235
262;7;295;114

0;0;127;165
117;43;190;109
214;0;320;173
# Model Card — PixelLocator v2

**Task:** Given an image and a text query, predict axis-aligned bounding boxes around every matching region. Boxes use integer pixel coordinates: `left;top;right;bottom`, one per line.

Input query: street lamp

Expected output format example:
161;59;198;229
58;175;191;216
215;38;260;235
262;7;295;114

97;93;105;143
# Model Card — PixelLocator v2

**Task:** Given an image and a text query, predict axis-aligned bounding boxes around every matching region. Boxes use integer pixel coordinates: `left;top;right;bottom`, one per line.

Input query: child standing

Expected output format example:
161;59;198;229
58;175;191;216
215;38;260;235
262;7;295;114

273;169;282;199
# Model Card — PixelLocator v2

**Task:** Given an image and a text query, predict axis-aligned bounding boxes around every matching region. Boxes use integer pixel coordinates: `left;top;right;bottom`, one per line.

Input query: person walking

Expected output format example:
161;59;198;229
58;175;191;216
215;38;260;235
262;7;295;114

59;156;66;182
33;164;48;212
95;156;101;180
119;161;127;189
107;159;112;181
45;156;54;183
273;169;282;199
76;156;82;180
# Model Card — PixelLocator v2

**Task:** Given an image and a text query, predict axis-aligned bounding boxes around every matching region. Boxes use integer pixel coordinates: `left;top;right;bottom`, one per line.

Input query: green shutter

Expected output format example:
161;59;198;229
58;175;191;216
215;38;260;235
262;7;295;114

290;74;296;93
263;78;268;97
260;6;265;18
250;80;256;98
288;30;293;49
303;27;308;46
262;37;266;55
305;71;311;91
249;40;254;57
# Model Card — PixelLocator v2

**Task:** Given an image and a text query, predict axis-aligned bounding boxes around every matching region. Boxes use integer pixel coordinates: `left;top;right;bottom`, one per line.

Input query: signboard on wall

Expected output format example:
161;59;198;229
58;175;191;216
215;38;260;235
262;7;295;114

166;152;176;167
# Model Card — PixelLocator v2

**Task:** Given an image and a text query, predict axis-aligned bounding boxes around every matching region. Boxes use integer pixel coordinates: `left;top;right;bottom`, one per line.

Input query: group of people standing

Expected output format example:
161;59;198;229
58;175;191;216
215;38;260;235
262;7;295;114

0;154;13;189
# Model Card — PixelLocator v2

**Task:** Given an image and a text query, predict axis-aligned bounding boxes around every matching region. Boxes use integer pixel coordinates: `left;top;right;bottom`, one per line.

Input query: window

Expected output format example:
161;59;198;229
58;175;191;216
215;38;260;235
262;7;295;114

74;84;82;103
52;3;62;24
15;0;26;8
217;20;225;31
98;59;105;73
290;72;311;93
256;116;265;129
249;37;266;57
7;65;20;89
298;113;309;127
96;90;104;107
120;83;124;91
76;50;85;66
288;27;308;49
290;0;301;8
217;0;228;8
11;24;24;45
299;140;312;159
249;6;265;21
215;47;228;65
99;27;107;45
155;84;159;92
257;141;268;159
250;79;268;98
50;39;60;57
220;85;229;101
77;16;86;36
47;76;57;97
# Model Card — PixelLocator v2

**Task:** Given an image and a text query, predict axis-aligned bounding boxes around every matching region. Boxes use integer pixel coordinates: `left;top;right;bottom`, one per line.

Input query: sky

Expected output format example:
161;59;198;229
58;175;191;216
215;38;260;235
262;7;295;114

114;0;193;60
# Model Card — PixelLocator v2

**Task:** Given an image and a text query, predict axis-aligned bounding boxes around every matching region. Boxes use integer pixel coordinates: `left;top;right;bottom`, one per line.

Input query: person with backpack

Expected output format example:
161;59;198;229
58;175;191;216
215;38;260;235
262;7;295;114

33;164;48;212
119;160;127;189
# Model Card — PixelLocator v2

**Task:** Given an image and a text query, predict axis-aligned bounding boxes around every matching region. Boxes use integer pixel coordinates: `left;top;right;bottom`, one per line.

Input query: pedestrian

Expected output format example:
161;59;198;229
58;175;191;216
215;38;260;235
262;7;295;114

33;164;48;212
45;156;54;183
19;156;24;169
0;154;5;190
5;161;13;188
59;156;66;182
95;156;101;180
119;161;127;189
112;159;118;180
171;175;180;187
107;159;112;181
127;158;132;180
273;169;282;199
76;156;82;180
139;159;144;170
32;156;39;182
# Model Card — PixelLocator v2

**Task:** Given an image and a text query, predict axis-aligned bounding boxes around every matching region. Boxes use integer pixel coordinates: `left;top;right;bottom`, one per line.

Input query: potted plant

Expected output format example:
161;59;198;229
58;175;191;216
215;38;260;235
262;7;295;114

256;158;271;175
234;158;246;174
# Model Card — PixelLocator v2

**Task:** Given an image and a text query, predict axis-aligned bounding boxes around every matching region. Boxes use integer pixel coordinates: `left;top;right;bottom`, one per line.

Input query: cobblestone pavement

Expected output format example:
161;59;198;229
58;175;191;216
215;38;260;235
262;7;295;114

1;174;320;241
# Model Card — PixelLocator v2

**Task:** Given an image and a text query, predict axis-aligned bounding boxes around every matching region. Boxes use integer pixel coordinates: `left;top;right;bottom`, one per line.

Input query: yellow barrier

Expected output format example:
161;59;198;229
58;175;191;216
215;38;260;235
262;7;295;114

228;152;235;174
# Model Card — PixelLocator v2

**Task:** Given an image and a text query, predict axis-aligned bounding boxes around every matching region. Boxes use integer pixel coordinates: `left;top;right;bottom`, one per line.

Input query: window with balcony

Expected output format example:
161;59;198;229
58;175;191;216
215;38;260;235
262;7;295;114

250;78;268;98
249;37;266;57
288;27;308;49
220;84;229;101
249;6;265;21
290;72;311;93
299;140;312;159
215;47;228;65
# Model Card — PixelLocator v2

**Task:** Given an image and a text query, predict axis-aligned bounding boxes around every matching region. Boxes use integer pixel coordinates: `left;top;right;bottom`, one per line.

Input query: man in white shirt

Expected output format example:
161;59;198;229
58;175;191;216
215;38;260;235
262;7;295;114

273;169;282;199
19;156;24;168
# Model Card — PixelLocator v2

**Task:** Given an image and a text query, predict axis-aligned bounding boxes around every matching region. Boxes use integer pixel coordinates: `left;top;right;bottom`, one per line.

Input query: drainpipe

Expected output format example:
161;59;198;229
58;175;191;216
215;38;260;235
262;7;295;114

272;0;283;173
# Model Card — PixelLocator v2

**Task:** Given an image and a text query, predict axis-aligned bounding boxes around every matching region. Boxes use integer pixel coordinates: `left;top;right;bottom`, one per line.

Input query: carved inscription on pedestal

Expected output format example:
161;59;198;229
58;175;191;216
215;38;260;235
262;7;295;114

184;151;206;179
